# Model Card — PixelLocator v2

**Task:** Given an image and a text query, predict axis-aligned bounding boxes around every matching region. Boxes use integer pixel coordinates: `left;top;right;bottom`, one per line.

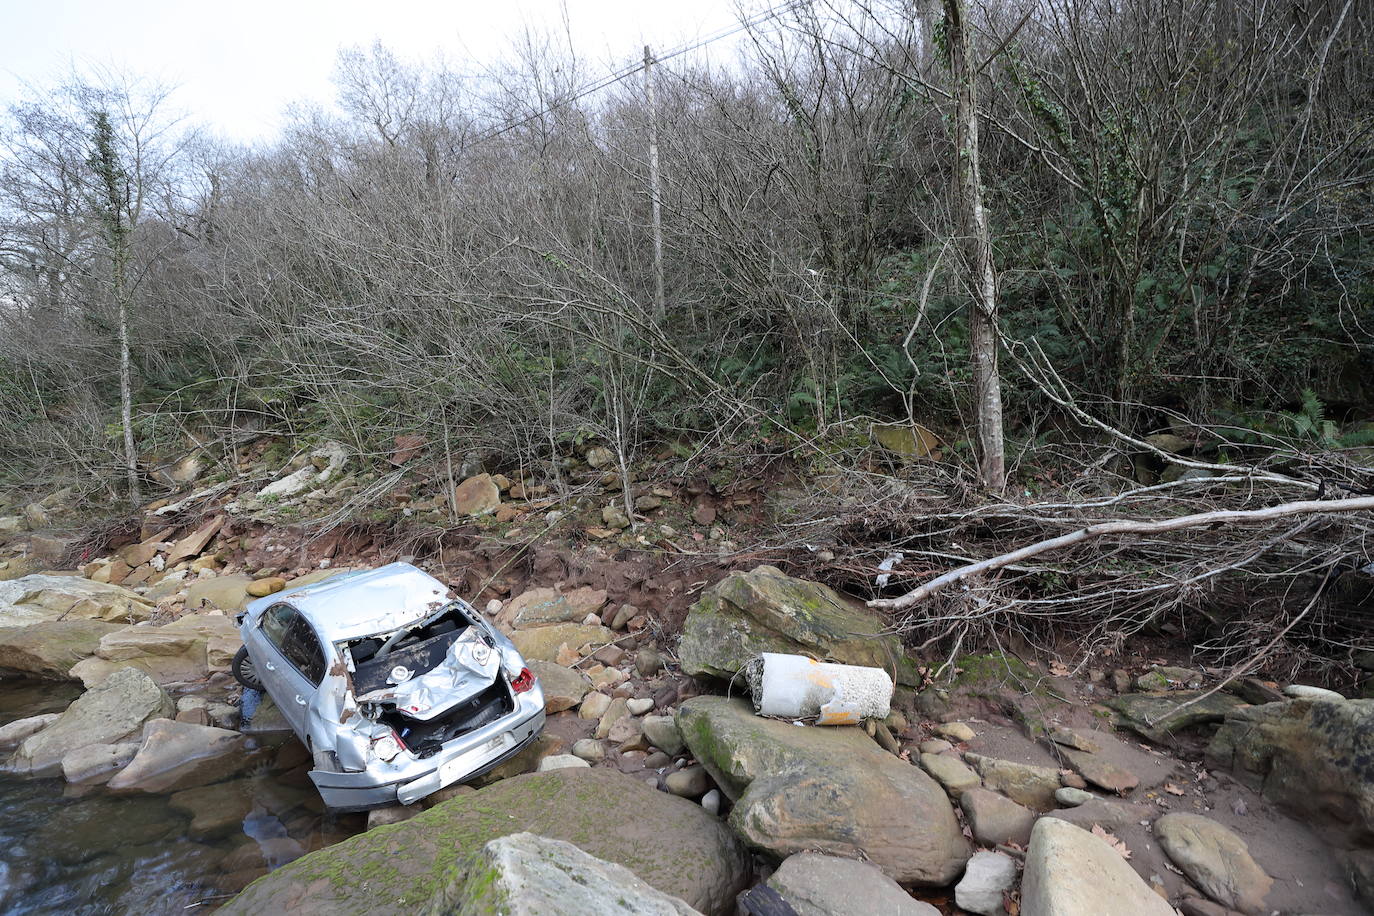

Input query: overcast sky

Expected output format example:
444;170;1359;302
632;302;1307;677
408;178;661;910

0;0;757;144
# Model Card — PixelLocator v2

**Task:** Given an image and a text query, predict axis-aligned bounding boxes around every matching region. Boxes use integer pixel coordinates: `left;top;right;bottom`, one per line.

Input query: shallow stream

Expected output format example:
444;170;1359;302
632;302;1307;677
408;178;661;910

0;680;364;915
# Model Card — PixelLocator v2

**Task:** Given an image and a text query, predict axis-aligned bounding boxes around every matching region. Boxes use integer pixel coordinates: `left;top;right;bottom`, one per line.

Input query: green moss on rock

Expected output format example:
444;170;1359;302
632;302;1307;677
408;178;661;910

219;767;748;916
677;565;921;687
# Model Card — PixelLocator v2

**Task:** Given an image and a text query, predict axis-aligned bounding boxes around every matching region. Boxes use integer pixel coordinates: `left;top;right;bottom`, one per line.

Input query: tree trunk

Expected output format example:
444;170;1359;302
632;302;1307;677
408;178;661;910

115;248;140;505
945;0;1006;491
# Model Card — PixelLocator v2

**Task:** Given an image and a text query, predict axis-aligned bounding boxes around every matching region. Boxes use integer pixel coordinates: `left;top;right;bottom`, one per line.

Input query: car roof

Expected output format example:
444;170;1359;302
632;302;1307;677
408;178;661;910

246;562;454;643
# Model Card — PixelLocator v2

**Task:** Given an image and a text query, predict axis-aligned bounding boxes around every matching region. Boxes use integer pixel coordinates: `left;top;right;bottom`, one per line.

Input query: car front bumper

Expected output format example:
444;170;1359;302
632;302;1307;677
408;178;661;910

309;682;546;811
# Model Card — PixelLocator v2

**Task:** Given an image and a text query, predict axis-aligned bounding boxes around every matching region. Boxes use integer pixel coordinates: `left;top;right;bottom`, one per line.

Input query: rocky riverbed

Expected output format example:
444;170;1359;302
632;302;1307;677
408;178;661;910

3;501;1373;913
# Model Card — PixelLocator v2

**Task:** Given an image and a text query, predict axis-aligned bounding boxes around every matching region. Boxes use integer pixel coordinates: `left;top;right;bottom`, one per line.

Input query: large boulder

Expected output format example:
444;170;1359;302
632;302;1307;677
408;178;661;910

219;768;750;916
444;832;700;916
676;696;968;884
1206;697;1374;846
499;586;608;630
106;718;251;793
0;575;154;627
185;574;253;613
766;852;940;916
1020;818;1175;916
0;619;125;679
70;613;241;687
1153;813;1272;914
509;622;615;663
7;667;172;776
526;660;590;714
677;566;921;686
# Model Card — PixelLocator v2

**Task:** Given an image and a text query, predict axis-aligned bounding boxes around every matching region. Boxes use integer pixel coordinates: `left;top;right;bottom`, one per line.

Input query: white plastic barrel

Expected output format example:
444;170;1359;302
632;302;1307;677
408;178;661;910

749;652;893;725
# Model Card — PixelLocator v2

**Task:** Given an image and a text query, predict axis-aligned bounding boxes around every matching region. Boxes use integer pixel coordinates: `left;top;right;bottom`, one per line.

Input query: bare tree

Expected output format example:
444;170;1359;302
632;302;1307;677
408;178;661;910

942;0;1006;490
86;109;140;503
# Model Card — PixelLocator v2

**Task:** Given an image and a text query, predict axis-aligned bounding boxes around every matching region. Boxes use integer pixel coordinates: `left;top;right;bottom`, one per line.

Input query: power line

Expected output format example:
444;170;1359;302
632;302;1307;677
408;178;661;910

466;0;809;147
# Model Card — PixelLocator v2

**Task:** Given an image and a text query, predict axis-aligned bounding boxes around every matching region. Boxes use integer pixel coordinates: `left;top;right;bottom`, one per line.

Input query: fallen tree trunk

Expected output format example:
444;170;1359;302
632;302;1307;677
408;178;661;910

868;495;1374;612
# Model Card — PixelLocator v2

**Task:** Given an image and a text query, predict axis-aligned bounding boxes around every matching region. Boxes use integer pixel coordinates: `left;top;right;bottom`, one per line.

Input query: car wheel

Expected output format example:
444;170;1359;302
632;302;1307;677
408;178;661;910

231;645;264;690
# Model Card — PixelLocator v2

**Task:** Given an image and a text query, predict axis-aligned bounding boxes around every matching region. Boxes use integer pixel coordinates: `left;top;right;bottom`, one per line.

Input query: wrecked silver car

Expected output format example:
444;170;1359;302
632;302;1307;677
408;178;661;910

230;562;544;811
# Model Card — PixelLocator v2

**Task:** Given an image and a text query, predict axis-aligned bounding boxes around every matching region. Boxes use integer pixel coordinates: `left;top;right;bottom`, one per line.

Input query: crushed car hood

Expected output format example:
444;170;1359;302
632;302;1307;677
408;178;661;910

353;628;501;721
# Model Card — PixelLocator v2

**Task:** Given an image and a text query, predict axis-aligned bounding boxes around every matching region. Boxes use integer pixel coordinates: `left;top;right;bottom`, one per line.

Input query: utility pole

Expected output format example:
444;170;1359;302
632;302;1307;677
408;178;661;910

644;45;665;321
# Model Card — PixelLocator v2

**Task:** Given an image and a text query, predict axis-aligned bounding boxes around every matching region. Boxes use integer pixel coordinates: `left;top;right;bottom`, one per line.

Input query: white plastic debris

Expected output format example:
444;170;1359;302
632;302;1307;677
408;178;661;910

874;551;904;588
746;653;893;725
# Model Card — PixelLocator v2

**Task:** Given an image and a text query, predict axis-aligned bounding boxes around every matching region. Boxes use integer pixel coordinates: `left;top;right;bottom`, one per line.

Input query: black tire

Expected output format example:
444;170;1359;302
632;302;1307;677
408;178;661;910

231;645;264;690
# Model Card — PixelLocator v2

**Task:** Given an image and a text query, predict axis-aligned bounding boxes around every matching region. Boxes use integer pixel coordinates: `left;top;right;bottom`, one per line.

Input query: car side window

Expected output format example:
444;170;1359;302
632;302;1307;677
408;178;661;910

284;617;327;685
260;604;296;652
259;604;326;684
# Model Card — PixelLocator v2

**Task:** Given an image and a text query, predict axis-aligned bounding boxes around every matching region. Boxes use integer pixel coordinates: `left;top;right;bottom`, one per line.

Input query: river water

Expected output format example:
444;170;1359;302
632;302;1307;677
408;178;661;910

0;680;364;915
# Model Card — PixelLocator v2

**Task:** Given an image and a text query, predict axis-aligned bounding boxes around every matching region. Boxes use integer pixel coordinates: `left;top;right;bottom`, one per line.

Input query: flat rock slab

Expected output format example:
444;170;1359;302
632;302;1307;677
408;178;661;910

107;717;251;793
9;667;172;776
70;613;241;687
920;752;981;798
1057;747;1139;794
0;575;154;627
448;832;699;916
509;623;615;663
0;619;125;679
60;740;139;784
965;753;1062;810
767;852;939;916
676;565;921;686
0;713;59;752
1155;813;1273;914
219;768;750;916
1107;691;1247;745
1021;818;1175;916
499;587;608;630
677;696;968;885
185;575;252;614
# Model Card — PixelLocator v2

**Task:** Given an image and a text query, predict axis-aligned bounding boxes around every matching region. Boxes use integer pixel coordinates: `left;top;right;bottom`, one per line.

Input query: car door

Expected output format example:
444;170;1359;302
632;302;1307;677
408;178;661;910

251;603;325;735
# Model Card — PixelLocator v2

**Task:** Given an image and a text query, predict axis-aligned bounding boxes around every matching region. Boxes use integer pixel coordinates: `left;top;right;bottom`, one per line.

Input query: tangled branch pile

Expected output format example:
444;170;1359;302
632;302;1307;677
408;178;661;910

782;431;1374;684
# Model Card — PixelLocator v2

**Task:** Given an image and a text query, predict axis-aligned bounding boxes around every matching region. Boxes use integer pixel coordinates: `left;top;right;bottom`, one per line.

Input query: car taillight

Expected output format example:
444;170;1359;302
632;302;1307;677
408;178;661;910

510;667;535;693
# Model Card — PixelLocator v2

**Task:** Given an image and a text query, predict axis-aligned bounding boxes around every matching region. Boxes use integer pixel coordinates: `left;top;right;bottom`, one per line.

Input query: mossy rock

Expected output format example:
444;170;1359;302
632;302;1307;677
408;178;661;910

1206;697;1374;847
677;566;921;687
950;652;1035;692
676;696;968;885
1107;691;1246;744
919;653;1055;729
219;768;749;916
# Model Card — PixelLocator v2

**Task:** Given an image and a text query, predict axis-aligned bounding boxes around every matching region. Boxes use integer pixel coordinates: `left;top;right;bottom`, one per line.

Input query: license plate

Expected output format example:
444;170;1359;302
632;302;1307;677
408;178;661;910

438;733;512;785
